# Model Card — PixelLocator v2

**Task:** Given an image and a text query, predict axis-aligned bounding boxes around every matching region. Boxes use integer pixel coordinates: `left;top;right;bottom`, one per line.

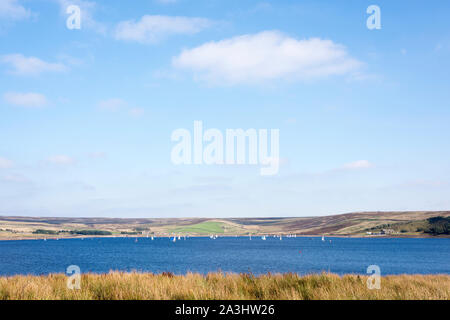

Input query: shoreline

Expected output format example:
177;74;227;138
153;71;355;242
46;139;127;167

0;233;448;241
1;270;450;278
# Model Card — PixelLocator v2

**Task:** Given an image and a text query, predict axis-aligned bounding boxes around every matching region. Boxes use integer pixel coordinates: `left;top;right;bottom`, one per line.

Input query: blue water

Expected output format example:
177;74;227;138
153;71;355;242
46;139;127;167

0;237;448;276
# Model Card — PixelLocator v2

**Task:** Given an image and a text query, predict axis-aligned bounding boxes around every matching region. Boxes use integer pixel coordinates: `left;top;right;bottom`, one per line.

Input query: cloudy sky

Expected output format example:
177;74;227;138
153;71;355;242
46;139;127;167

1;0;449;218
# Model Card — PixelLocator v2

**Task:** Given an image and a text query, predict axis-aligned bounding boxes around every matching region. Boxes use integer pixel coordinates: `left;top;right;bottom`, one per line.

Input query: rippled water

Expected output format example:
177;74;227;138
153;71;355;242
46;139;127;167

0;237;448;276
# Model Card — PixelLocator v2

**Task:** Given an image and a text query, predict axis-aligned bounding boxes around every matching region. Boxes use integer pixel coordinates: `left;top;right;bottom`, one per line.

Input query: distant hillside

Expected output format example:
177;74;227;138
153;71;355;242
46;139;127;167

366;216;450;236
0;211;449;239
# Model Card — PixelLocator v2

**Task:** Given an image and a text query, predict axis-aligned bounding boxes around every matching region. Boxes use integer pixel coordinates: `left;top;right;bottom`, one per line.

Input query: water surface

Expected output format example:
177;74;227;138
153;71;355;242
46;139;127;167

0;237;448;276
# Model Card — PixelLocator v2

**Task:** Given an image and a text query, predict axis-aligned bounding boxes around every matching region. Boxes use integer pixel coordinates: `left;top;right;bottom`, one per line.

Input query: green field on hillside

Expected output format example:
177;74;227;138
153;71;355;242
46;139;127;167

172;221;225;234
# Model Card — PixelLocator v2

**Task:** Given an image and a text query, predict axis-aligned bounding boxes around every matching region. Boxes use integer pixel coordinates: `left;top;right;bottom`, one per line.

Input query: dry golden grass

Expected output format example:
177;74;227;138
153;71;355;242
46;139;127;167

0;272;449;300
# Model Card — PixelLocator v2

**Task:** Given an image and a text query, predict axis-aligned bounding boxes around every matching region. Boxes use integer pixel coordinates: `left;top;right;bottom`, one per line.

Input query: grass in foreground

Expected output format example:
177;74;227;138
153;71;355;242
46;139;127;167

0;272;449;300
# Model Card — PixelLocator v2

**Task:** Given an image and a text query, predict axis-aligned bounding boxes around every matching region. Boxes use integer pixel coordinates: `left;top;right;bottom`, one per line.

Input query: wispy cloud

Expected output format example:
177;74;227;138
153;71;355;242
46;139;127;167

342;160;373;170
0;157;14;169
0;0;31;21
97;98;144;117
115;15;211;44
88;151;106;159
173;31;362;85
1;54;67;76
97;98;127;111
46;155;76;166
129;108;144;117
2;173;29;183
3;92;48;107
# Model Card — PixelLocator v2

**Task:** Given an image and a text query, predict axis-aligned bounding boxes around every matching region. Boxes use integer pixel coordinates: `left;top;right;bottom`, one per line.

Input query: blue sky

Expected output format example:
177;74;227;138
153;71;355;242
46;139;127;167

0;0;449;218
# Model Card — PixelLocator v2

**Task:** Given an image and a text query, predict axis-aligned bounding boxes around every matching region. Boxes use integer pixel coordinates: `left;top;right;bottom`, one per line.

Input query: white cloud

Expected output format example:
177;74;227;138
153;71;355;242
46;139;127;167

115;15;211;44
0;157;14;169
173;31;362;85
88;151;106;159
129;108;144;117
46;155;75;165
97;98;127;111
343;160;373;170
1;54;67;76
0;0;31;21
3;92;48;107
2;173;29;183
285;118;297;124
97;98;143;116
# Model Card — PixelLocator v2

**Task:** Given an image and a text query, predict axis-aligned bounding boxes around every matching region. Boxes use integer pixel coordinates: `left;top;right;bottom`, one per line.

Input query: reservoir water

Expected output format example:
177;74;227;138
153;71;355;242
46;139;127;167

0;237;448;276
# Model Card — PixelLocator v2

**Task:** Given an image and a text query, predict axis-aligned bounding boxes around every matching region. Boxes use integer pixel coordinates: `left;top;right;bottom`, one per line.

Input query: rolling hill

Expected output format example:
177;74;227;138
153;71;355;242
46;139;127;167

0;211;449;240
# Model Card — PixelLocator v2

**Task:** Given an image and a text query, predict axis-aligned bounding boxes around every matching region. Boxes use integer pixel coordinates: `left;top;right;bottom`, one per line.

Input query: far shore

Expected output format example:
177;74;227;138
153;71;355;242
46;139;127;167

0;233;448;241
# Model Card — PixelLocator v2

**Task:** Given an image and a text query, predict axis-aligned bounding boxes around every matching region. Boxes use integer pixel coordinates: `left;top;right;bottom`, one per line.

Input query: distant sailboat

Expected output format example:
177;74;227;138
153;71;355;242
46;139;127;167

151;236;154;240
262;235;266;240
322;235;325;241
172;237;176;242
279;235;282;240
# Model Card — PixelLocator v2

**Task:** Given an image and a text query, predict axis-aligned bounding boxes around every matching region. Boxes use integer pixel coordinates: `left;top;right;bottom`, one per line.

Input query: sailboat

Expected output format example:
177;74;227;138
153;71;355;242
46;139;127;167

279;235;282;240
321;235;325;241
262;235;266;240
151;236;154;240
172;237;176;242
